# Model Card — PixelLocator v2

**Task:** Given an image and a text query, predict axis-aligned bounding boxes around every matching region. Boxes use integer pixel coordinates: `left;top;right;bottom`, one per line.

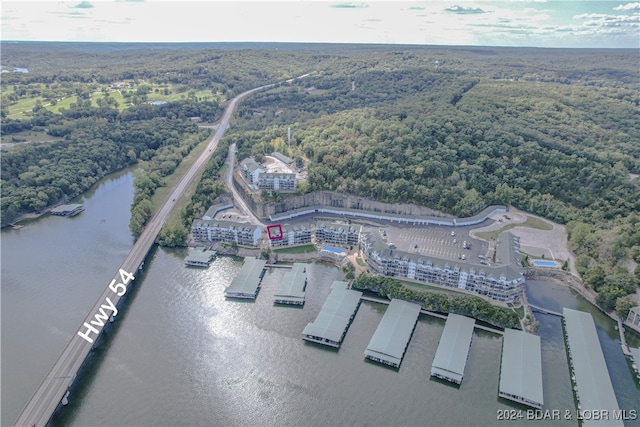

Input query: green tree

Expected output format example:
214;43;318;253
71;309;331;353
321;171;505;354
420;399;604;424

615;295;636;318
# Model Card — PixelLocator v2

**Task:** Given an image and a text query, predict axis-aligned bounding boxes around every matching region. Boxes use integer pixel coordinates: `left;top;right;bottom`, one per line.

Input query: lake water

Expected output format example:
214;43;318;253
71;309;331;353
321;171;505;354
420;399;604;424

2;169;638;426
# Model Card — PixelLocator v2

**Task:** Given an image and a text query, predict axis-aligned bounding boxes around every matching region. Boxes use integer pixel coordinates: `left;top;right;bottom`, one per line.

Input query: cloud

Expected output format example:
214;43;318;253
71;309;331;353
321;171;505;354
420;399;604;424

614;2;640;10
331;3;368;8
574;12;640;27
445;5;489;14
72;1;94;8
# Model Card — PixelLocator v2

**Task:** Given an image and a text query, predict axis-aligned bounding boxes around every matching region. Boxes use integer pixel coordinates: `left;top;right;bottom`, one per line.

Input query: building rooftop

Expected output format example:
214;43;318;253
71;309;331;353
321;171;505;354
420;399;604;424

499;329;544;408
225;257;267;298
192;219;259;232
302;281;362;344
364;299;422;367
184;248;217;265
270;204;506;226
562;308;622;426
240;158;264;173
431;313;475;383
363;229;523;282
271;151;294;164
274;263;307;304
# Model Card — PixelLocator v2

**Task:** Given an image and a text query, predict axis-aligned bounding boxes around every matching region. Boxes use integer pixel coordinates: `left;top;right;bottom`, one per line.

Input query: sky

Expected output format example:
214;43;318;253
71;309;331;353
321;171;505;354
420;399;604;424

1;1;639;48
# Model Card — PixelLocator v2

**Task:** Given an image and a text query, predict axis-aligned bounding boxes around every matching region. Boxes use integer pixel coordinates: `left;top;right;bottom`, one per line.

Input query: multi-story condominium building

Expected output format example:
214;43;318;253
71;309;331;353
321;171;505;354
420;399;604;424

240;157;297;191
360;230;524;302
270;225;312;247
627;306;640;328
316;223;360;246
191;219;262;247
257;173;296;191
240;158;264;184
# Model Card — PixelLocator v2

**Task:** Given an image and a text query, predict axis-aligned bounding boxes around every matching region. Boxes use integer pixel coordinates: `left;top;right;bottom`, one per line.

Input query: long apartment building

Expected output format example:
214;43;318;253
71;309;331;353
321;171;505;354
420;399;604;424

240;157;296;191
361;230;524;302
316;223;360;246
269;225;312;248
191;219;262;247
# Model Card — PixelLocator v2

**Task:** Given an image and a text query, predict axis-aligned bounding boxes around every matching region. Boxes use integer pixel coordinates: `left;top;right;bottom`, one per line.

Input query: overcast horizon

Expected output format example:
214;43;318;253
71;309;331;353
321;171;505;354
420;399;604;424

1;1;639;49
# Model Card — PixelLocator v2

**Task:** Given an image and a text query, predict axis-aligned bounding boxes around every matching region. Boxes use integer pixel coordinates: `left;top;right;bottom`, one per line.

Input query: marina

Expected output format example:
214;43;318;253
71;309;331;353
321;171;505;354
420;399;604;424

498;329;544;409
273;263;307;305
431;313;475;385
302;280;362;348
562;308;623;427
224;257;267;299
183;248;217;267
363;299;421;368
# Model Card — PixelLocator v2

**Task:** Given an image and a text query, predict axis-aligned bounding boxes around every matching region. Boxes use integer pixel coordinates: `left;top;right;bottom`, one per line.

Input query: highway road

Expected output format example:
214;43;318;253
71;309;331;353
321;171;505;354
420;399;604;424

14;81;278;427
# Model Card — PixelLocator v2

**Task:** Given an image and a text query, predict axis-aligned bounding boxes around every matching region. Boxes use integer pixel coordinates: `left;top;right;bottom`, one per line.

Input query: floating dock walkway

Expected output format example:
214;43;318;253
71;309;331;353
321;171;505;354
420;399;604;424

302;281;362;348
562;308;623;427
431;313;475;385
499;329;544;409
364;299;421;368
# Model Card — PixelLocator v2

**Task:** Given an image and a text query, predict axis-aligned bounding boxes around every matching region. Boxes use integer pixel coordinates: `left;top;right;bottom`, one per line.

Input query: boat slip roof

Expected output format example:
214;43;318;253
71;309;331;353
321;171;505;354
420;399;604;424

431;313;475;383
225;257;267;297
499;329;544;408
302;281;362;344
562;308;622;427
364;299;421;366
274;263;307;303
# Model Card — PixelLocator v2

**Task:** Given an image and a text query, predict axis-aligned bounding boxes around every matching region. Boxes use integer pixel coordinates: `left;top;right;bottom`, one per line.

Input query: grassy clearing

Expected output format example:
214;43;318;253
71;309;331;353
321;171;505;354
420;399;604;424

356;255;367;267
273;244;316;254
0;129;63;146
475;215;554;241
150;131;214;225
6;96;43;117
399;279;468;297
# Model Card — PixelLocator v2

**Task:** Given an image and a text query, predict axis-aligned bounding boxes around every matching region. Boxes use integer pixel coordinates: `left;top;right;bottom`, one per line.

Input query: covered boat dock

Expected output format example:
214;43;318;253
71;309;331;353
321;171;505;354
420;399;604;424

430;313;475;385
184;248;217;267
364;299;421;368
50;204;84;217
302;281;362;348
274;263;307;305
499;329;544;409
562;308;623;426
224;257;267;299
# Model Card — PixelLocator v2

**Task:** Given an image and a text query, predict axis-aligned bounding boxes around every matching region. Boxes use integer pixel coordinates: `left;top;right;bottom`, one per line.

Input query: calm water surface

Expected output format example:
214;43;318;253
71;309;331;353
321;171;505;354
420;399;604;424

2;169;638;426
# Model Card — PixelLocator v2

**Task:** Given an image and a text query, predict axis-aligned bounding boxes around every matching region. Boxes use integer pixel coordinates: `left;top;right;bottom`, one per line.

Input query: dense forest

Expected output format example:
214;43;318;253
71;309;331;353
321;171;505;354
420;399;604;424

232;47;640;314
1;42;638;315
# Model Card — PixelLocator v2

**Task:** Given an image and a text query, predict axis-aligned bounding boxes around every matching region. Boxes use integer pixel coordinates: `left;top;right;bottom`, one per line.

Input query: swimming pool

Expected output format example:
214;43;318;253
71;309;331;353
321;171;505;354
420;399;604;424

323;246;345;255
533;260;557;267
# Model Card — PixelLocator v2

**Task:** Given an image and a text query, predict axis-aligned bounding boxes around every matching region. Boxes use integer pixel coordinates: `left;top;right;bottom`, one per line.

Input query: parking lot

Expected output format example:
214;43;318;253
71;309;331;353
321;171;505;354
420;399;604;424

372;224;491;264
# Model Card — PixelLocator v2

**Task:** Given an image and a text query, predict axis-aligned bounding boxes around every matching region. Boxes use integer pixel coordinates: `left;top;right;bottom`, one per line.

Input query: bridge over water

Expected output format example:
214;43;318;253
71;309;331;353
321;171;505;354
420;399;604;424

14;82;278;427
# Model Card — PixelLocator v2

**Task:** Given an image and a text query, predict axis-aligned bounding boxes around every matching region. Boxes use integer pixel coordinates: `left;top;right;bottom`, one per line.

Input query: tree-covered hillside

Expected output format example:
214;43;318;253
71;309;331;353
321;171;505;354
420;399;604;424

232;47;640;313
